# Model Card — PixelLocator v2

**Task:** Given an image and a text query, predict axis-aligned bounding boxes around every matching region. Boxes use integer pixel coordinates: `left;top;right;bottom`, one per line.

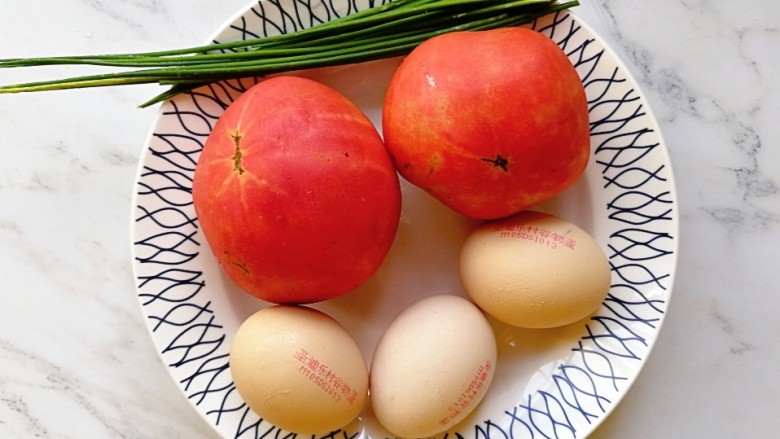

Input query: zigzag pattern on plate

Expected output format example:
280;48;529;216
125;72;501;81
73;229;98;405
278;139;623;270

133;77;259;433
219;0;393;45
132;4;675;439
481;13;674;439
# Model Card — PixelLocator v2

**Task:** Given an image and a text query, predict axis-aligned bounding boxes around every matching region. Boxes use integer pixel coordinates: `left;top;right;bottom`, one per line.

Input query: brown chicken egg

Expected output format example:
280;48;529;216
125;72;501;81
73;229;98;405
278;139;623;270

229;305;368;434
459;210;611;328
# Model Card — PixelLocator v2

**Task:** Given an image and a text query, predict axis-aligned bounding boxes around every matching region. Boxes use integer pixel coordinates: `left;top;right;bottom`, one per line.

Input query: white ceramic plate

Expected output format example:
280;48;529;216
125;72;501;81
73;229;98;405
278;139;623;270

131;1;678;438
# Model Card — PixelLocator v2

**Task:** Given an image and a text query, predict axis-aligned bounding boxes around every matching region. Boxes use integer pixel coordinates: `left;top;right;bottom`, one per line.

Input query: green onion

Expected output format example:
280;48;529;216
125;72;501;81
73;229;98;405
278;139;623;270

0;0;579;107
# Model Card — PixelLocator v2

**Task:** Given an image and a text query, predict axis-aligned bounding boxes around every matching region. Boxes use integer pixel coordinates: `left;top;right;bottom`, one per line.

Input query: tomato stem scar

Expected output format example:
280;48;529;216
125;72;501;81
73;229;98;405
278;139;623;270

481;154;509;172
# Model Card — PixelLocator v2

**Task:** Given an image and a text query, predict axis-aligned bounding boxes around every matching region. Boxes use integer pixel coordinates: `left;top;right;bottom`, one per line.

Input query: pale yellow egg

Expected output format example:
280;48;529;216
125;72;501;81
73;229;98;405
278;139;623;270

459;210;611;329
229;305;367;434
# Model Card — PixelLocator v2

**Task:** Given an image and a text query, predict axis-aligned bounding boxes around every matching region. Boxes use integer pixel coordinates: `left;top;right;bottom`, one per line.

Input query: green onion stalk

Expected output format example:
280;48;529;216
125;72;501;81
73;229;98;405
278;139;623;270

0;0;579;107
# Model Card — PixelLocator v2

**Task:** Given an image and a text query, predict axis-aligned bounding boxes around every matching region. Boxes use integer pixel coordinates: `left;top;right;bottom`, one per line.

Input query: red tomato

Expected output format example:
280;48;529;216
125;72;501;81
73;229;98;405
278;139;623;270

382;28;590;220
193;76;401;304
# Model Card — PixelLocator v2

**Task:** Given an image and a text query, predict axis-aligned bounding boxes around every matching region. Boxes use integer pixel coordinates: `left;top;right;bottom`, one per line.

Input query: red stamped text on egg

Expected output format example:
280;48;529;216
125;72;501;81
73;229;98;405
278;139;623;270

294;348;359;404
492;224;577;250
438;358;494;427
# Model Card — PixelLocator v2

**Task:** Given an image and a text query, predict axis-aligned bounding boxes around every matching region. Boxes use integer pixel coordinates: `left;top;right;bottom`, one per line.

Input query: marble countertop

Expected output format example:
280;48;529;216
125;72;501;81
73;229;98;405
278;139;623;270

1;1;778;438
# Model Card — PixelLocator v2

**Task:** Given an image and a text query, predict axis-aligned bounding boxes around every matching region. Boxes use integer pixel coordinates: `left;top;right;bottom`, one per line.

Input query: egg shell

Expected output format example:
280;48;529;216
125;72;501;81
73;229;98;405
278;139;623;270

459;210;611;329
370;294;497;438
229;305;368;434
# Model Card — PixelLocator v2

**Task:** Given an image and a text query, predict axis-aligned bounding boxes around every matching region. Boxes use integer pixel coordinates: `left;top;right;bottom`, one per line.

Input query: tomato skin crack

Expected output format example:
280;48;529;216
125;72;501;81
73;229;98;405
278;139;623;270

229;131;245;175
